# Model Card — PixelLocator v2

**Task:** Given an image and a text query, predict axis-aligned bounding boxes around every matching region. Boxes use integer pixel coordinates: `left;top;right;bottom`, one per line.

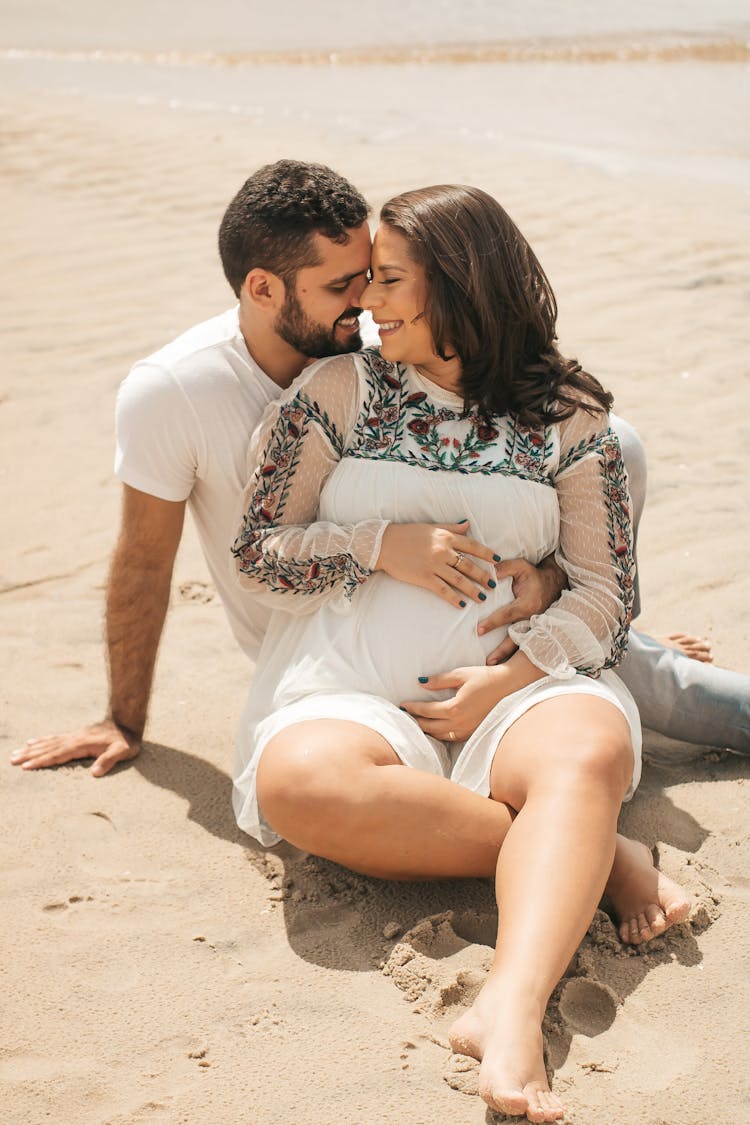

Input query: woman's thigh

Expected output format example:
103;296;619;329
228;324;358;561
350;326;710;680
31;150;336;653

257;719;402;806
488;695;634;812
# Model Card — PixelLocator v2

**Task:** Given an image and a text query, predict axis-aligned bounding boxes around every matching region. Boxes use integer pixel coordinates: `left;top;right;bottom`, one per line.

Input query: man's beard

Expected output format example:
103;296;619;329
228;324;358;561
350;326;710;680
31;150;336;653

275;288;362;359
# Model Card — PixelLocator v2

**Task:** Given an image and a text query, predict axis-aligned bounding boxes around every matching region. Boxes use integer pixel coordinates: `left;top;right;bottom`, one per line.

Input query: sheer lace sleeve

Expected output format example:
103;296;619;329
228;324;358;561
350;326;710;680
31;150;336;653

508;403;635;677
231;353;388;613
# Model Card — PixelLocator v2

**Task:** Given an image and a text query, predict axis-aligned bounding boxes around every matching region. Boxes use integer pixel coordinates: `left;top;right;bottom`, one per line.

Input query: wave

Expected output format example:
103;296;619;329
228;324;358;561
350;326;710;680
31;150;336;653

2;34;749;68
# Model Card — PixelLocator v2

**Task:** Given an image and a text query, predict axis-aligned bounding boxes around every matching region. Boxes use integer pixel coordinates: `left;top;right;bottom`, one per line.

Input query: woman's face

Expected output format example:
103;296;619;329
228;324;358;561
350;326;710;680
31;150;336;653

362;224;460;385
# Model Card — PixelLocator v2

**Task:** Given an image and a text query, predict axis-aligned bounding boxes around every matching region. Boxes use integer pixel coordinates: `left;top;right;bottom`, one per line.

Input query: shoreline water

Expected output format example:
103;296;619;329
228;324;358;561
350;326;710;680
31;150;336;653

3;31;749;65
3;59;748;191
1;0;748;51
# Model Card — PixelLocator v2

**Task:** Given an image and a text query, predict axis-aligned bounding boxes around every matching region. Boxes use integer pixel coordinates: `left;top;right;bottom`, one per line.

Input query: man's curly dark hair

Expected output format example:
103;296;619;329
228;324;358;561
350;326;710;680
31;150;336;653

218;159;369;297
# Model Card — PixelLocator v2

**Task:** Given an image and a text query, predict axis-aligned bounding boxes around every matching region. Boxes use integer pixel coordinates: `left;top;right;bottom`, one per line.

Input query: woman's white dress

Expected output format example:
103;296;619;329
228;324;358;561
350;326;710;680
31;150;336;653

231;349;641;846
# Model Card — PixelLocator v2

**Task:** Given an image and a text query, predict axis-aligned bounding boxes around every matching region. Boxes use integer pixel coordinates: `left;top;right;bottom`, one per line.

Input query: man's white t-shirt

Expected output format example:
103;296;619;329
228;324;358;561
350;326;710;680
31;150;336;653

115;307;280;658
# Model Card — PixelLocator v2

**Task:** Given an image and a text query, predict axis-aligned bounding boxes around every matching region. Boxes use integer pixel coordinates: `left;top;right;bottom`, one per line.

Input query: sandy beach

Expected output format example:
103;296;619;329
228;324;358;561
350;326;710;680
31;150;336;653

2;9;749;1122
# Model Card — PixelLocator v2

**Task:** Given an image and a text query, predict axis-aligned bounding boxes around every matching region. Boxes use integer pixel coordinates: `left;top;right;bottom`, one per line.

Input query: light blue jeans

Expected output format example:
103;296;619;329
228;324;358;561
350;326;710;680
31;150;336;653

612;415;749;754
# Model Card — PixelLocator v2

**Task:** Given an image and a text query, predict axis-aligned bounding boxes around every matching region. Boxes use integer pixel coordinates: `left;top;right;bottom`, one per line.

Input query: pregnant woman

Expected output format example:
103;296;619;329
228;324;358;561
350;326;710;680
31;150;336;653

231;185;689;1122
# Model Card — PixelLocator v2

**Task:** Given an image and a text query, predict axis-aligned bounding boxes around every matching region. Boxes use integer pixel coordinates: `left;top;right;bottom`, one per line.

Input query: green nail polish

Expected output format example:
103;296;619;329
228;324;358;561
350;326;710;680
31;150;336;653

459;600;467;608
493;554;502;562
418;676;429;684
478;592;487;601
488;579;496;588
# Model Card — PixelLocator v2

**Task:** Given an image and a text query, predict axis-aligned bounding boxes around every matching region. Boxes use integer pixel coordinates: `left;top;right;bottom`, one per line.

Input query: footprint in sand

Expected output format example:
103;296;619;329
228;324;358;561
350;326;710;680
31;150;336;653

443;1051;481;1096
557;978;619;1037
382;910;494;1018
178;580;215;603
105;1097;174;1124
42;893;96;913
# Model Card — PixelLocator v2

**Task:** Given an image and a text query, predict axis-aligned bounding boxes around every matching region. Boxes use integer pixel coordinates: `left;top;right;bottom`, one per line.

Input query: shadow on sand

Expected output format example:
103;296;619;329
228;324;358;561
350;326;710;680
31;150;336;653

134;735;747;1114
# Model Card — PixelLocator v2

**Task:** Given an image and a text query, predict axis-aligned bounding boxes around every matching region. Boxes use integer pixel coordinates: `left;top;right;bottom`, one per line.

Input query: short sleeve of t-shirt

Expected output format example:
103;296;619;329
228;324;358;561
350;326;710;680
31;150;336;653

115;361;202;502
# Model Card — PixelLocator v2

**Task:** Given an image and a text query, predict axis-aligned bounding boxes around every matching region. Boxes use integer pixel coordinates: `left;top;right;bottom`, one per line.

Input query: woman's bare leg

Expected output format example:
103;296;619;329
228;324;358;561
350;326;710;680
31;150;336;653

257;720;512;879
450;696;636;1123
257;719;689;942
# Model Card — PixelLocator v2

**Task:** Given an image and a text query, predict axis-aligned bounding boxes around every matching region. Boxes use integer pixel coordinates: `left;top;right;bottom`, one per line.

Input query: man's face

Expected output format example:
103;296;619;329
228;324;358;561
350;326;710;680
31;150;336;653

275;224;372;359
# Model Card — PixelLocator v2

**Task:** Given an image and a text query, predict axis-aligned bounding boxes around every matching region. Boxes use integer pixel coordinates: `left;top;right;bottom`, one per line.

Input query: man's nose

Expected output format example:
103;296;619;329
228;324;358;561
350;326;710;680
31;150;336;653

358;276;377;310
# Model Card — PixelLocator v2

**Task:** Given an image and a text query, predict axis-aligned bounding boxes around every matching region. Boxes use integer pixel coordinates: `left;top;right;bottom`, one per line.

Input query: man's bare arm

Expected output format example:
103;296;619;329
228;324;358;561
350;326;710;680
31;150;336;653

12;486;186;776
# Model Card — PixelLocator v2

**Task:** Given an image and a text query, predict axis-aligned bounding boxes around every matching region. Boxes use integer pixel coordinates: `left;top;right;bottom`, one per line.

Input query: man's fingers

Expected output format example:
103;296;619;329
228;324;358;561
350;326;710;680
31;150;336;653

11;723;140;774
90;741;141;777
486;636;519;666
12;737;91;768
493;558;532;581
477;602;527;633
20;748;82;769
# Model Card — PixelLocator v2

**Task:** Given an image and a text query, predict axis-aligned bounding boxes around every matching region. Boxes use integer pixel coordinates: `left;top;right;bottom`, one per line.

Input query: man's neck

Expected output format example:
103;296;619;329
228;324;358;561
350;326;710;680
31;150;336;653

239;308;307;390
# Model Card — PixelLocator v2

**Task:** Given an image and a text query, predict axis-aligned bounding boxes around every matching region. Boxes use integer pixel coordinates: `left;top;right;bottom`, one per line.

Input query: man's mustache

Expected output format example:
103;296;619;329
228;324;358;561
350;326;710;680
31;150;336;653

335;308;362;324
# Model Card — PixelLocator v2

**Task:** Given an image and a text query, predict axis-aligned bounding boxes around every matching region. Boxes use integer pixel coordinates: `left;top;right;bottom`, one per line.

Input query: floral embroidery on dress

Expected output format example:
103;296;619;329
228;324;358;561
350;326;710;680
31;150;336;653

505;422;555;479
351;351;554;482
558;427;635;675
232;391;369;600
599;430;635;668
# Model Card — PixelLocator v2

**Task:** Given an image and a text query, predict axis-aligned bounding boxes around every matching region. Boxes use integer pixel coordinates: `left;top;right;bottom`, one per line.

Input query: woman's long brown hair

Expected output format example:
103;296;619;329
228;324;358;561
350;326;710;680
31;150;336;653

380;185;613;425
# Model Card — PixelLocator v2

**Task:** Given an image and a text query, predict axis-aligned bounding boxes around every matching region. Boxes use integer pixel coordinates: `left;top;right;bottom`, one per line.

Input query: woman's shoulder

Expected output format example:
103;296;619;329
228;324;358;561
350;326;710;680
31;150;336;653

279;347;402;404
551;391;614;473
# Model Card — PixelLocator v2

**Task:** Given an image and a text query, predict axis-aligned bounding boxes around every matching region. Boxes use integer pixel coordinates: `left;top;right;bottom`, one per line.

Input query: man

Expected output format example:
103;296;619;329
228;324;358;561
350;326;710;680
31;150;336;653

12;159;749;777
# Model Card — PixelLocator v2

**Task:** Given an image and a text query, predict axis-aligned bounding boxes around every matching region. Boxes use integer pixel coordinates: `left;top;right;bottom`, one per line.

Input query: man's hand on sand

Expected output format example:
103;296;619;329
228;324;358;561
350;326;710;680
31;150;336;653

479;555;567;665
11;719;141;777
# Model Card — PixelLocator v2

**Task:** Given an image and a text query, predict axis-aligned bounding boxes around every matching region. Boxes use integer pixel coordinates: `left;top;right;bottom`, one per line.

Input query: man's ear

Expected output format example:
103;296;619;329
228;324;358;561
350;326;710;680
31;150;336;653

242;268;286;310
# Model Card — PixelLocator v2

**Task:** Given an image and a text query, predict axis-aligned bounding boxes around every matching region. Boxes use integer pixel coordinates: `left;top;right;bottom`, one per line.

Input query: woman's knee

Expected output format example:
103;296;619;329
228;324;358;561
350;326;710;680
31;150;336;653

256;722;397;836
256;735;335;829
561;730;634;798
493;701;634;804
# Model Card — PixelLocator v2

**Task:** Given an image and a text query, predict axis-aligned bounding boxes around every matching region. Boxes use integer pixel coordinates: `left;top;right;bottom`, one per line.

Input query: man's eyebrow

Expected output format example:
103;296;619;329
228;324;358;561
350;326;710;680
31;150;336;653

374;263;407;272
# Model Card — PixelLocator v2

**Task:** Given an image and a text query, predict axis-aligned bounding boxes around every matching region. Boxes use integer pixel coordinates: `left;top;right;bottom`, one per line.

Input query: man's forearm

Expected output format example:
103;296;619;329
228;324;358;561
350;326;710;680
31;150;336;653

539;553;567;602
105;548;174;739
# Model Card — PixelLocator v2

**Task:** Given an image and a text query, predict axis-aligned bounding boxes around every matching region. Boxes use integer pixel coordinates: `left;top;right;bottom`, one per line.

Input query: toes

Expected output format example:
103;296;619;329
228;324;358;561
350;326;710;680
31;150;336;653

645;903;667;937
662;891;691;927
525;1085;564;1122
480;1080;527;1116
620;914;643;944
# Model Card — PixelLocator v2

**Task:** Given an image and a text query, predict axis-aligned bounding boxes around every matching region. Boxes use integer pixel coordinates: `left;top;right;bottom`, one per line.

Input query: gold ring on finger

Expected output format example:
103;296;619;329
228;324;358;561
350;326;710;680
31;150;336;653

454;551;465;568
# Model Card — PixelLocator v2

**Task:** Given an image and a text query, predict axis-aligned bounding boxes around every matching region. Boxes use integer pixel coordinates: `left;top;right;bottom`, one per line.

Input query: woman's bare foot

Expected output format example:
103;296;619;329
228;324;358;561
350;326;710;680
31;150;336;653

449;986;564;1122
605;837;691;944
659;632;714;664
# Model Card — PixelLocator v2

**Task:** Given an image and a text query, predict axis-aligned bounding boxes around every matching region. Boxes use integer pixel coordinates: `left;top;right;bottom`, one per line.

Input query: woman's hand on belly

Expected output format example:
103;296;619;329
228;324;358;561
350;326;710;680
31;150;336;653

401;651;546;742
374;520;499;610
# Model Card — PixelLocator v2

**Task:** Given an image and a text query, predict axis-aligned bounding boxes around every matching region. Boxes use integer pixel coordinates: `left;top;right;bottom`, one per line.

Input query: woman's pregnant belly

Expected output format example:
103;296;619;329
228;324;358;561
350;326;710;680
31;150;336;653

265;571;516;711
265;457;560;711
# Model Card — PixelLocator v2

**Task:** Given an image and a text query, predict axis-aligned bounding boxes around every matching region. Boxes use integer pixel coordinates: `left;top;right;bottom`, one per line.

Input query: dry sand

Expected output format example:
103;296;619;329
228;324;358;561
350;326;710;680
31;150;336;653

1;78;749;1125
